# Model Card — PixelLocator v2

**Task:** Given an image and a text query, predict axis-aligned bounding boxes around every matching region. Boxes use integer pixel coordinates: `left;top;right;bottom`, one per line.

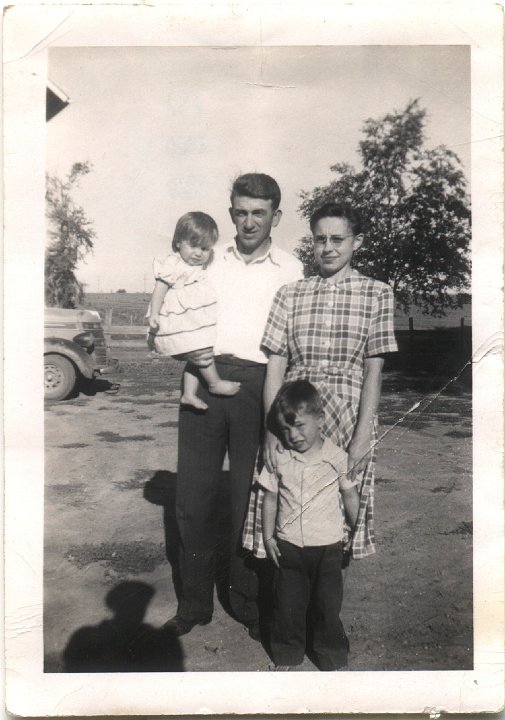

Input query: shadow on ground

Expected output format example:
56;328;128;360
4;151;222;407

143;470;276;652
61;581;184;672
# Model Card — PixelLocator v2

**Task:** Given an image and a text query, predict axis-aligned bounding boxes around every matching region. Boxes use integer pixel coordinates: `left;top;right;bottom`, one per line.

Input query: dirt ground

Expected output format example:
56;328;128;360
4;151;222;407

44;346;473;673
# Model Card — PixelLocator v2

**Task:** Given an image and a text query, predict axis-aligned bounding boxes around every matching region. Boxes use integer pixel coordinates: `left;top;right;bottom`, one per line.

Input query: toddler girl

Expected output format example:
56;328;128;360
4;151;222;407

148;211;240;410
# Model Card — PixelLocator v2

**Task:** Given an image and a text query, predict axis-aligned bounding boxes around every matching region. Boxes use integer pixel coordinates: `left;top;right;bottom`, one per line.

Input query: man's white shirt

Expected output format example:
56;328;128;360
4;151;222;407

206;239;303;364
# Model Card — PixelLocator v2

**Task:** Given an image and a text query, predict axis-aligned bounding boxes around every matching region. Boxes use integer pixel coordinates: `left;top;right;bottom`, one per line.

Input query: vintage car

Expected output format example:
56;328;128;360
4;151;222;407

44;306;115;401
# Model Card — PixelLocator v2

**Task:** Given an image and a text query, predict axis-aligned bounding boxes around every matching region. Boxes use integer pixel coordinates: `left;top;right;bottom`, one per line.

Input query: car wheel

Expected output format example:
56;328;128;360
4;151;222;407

44;354;77;401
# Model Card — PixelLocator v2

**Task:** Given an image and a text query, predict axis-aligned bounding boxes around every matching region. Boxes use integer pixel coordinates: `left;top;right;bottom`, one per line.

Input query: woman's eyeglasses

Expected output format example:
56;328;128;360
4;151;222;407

313;234;354;247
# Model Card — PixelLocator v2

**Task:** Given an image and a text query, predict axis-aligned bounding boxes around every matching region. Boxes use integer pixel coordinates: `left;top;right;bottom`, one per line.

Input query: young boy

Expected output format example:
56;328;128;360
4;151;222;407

259;379;360;671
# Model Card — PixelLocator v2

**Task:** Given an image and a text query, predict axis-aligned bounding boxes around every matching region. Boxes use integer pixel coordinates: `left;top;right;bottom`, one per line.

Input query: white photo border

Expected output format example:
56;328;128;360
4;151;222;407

3;2;504;715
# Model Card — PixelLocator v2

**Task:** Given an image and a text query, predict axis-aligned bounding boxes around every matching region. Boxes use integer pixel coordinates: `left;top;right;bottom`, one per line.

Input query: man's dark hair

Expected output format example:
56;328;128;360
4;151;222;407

230;173;281;211
309;201;362;235
271;379;324;427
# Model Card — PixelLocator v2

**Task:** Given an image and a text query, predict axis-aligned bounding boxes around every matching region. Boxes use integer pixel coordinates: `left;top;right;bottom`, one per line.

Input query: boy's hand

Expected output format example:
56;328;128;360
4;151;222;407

342;545;352;569
264;536;281;567
347;437;373;482
263;430;283;473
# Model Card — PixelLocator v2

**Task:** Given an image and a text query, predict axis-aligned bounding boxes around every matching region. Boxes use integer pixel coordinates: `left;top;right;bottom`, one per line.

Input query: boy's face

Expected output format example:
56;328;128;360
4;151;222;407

229;195;282;256
312;217;363;277
277;407;324;454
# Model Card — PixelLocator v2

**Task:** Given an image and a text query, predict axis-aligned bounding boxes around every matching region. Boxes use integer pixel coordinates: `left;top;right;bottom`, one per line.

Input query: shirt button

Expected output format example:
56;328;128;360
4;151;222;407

324;320;331;328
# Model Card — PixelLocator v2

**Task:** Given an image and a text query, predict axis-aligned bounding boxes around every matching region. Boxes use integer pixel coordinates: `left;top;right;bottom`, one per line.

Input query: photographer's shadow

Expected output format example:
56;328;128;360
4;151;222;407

63;581;184;672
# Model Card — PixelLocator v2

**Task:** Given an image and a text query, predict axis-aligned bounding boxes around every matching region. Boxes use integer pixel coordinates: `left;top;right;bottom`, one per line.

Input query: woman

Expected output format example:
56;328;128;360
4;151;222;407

243;201;397;560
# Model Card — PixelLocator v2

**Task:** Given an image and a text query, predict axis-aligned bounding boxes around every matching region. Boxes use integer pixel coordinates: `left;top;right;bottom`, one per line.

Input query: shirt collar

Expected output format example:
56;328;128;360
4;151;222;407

222;238;281;266
307;267;363;291
286;437;347;469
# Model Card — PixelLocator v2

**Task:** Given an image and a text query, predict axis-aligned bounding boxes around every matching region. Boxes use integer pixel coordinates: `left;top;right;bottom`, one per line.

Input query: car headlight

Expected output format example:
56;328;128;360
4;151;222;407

73;331;95;349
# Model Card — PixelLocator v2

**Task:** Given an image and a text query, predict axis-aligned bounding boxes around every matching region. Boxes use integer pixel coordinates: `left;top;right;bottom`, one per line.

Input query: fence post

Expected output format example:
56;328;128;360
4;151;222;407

408;316;414;354
105;308;113;329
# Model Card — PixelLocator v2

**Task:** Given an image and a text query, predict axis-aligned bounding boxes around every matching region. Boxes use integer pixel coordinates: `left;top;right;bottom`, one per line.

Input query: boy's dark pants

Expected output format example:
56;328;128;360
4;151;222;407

271;539;348;670
176;358;265;625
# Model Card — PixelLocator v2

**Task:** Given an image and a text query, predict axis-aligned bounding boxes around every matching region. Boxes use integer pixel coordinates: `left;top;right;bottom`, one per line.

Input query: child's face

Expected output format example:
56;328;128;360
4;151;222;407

177;238;212;267
277;408;323;453
312;217;362;277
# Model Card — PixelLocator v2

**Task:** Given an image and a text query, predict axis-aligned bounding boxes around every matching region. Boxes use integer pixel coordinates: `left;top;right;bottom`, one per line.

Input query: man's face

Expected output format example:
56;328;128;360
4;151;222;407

277;408;323;454
229;196;282;256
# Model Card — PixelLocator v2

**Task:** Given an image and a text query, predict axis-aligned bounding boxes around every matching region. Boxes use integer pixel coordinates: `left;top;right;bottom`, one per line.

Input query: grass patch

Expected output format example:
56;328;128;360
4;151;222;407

58;442;90;449
95;431;154;443
65;541;166;576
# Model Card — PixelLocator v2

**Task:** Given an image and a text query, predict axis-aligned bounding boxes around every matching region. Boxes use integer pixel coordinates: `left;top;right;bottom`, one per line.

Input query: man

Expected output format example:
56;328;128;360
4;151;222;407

167;173;303;640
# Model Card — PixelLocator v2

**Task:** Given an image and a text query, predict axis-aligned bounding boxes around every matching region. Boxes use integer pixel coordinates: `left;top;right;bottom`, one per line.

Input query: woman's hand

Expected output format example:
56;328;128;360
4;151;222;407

264;536;281;567
347;436;373;482
263;430;283;473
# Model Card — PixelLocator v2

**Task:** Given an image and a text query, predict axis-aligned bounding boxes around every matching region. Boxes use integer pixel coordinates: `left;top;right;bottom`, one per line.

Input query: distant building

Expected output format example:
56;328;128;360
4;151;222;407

46;79;70;121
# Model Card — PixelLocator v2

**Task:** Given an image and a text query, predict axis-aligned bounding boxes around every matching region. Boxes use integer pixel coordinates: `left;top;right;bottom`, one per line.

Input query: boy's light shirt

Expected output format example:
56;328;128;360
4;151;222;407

206;239;303;364
257;437;358;548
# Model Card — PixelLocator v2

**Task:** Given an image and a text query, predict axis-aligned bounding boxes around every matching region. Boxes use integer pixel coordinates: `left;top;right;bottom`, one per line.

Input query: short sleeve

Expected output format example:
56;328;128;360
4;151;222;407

260;285;289;357
365;284;398;357
152;254;182;285
326;444;359;490
256;466;279;494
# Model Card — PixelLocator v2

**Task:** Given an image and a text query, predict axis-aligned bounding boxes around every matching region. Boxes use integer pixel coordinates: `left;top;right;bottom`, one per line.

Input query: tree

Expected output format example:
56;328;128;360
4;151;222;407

45;162;96;308
297;100;471;314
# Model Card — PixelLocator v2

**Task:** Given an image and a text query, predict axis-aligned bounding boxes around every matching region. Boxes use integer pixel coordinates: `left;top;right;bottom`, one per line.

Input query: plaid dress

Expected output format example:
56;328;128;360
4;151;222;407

243;269;397;560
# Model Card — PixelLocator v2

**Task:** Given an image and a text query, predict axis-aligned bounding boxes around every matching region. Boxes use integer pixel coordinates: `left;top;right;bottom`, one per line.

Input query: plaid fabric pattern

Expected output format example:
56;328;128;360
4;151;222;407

243;270;397;560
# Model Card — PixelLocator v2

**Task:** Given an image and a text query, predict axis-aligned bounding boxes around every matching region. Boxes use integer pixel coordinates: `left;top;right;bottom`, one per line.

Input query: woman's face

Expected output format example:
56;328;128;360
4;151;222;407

312;216;362;277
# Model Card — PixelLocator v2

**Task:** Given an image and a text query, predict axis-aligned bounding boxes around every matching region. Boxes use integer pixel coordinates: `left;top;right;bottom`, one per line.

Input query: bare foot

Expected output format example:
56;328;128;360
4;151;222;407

180;394;208;411
208;380;241;397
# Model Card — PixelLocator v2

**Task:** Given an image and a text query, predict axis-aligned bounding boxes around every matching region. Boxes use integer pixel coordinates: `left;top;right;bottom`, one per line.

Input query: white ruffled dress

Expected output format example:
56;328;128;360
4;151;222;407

151;253;217;356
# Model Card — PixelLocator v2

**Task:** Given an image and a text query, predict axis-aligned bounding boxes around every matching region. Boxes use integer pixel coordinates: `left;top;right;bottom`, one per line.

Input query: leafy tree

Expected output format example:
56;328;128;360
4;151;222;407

45;162;96;308
297;100;471;314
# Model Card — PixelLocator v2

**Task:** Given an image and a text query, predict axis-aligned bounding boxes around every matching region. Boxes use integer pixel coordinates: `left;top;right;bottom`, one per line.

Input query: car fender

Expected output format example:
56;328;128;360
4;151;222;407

44;337;96;379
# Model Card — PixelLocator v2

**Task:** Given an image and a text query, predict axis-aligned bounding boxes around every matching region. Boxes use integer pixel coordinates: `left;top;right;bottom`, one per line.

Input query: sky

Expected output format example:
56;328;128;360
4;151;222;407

47;45;470;293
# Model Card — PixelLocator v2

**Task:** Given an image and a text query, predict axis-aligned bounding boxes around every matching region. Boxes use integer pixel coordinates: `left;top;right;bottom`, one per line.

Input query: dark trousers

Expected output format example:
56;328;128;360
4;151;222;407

176;357;265;625
271;539;348;670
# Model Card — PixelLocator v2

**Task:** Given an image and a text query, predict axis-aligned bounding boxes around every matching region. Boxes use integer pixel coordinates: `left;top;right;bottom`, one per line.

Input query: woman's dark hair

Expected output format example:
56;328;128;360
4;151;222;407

309;202;362;235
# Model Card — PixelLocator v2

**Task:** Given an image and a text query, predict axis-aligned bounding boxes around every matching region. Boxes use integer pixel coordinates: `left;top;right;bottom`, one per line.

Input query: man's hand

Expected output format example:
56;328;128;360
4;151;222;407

176;348;215;368
263;430;283;473
264;536;281;568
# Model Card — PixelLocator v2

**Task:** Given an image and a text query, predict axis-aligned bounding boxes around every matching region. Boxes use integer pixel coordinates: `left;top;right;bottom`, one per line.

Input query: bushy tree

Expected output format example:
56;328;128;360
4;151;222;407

297;100;471;314
45;162;96;308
